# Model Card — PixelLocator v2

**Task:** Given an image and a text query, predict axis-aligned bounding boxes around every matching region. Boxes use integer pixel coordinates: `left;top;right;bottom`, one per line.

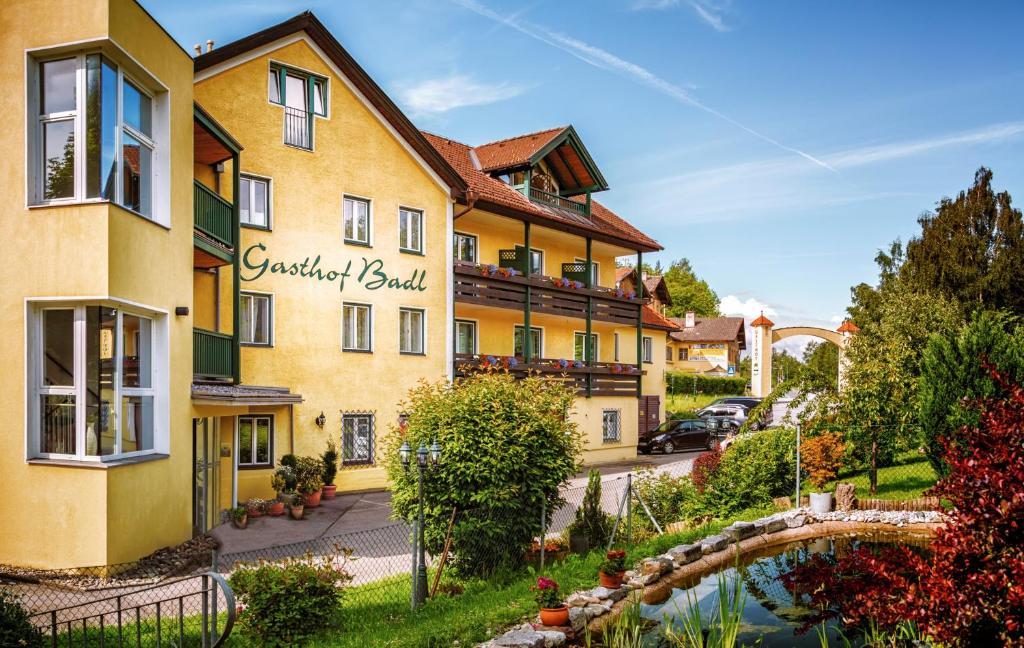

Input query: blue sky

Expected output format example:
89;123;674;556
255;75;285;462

149;0;1024;346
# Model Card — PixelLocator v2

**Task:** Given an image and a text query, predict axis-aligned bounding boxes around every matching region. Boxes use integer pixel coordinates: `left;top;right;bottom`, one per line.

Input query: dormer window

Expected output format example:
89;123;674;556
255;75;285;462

268;63;327;150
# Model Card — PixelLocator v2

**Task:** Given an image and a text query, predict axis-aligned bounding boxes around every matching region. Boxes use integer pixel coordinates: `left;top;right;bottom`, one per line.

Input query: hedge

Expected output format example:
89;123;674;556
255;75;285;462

666;372;747;396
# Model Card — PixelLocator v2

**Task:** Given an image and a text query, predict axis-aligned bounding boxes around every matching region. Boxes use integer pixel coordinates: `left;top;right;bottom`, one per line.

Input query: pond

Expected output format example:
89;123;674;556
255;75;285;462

638;532;933;647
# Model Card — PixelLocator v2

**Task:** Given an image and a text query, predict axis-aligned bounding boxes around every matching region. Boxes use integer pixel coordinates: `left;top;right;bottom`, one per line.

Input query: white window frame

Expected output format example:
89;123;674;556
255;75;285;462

239;291;273;347
341;413;374;465
28;49;167;224
236;414;273;468
643;336;654;364
342;302;373;352
26;298;168;462
239;174;272;229
399;307;426;355
602;409;621;444
573;331;599;363
343;195;372;246
454;319;478;355
398;207;424;254
453;231;478;263
513;325;544;358
574;257;601;287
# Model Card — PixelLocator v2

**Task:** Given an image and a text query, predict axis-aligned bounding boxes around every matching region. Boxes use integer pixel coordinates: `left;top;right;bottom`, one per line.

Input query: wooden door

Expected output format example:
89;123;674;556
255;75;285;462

638;395;661;435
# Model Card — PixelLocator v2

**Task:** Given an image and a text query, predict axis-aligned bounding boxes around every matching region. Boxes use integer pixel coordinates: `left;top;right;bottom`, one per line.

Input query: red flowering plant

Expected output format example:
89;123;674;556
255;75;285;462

691;446;722;493
532;576;563;609
599;550;627;576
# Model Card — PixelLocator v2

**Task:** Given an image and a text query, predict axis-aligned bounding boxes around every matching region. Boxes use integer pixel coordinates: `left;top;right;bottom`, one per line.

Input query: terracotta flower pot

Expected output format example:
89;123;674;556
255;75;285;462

267;501;285;517
322;484;337;500
599;571;622;589
247;508;263;518
539;606;569;627
289;505;304;520
304;490;322;508
231;515;247;530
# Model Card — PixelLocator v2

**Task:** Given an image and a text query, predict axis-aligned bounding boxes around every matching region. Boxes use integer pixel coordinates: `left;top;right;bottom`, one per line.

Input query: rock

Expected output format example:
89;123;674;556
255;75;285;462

700;534;729;554
627;577;645;588
584;603;611;619
537;631;566;647
722;522;755;541
668;543;702;565
785;514;806;528
772;495;793;511
590;587;616;599
568;607;587;632
565;593;595;607
494;629;545;648
763;517;788;534
640;571;660;585
835;483;857;511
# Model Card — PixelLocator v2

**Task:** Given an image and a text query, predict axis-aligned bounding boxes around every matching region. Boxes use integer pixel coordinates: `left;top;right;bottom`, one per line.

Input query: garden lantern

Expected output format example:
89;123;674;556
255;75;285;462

399;440;411;469
408;439;441;609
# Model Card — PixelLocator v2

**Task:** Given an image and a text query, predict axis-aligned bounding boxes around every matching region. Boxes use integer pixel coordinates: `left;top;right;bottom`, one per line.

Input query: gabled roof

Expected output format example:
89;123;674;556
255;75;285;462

423;131;662;252
643;306;681;331
473;125;609;195
193;11;466;197
751;312;775;328
670;316;746;349
615;267;636;285
474;127;566;172
644;275;672;306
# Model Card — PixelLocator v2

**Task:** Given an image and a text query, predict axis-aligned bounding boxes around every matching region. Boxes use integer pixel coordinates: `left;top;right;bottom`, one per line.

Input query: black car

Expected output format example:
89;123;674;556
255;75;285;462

637;419;714;454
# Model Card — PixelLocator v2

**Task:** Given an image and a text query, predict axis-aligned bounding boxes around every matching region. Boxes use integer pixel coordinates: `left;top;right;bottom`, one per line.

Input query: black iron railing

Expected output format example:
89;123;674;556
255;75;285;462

284;106;312;149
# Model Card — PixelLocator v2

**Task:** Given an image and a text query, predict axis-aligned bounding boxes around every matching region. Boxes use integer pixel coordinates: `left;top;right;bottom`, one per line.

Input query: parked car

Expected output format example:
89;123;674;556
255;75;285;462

697;403;749;424
637;419;715;455
703;415;741;434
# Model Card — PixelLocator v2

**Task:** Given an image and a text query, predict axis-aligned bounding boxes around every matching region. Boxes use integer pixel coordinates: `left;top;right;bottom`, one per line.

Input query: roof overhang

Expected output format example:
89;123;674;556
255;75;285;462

191;384;304;406
531;126;608;195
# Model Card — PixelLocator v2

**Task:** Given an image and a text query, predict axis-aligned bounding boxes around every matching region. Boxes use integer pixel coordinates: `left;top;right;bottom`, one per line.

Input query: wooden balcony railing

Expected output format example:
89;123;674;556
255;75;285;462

193;328;235;382
453;261;642;325
453;353;641;397
528;187;590;218
194;181;234;250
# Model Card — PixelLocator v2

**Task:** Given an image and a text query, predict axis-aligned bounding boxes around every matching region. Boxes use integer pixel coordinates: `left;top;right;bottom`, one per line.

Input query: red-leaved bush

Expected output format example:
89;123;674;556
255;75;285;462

691;446;721;493
783;366;1024;646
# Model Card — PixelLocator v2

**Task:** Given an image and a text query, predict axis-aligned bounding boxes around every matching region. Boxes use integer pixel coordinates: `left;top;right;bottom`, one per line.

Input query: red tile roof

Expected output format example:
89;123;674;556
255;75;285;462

423;131;662;252
643;306;681;331
615;267;635;284
751;313;775;328
670;316;745;345
836;320;860;334
473;127;567;172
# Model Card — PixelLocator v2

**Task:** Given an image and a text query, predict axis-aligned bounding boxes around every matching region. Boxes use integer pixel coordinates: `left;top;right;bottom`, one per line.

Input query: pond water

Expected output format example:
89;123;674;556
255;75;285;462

638;532;933;647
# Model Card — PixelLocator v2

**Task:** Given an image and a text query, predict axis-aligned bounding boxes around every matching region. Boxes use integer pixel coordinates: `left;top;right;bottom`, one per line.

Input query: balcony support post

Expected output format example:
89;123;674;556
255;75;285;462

523;220;532;364
231;151;241;384
585;191;592;217
585;237;593;398
636;251;644;398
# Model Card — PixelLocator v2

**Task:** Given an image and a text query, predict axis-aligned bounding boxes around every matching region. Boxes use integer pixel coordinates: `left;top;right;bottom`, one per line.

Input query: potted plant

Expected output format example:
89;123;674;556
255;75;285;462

288;494;305;520
269;472;287;516
295;456;325;508
532;576;568;627
267;498;285;517
802;431;847;514
599;550;627;588
525;537;568;568
230;506;248;530
246;498;266;518
321;441;339;500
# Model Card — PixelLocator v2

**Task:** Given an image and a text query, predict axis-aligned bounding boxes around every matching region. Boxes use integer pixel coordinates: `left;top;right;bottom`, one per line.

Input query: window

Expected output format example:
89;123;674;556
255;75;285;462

238;415;272;468
574;258;601;287
679;347;689;361
342;414;374;465
32;54;158;219
454;232;477;263
399;208;423;253
268;64;327;150
642;336;654;363
240;292;272;346
513;326;543;358
515;246;544;275
666;346;673;362
239;175;270;228
31;304;161;460
343;196;371;245
399;308;425;355
454;320;477;355
614;332;620;362
342;303;372;351
574;332;598;362
602;410;621;443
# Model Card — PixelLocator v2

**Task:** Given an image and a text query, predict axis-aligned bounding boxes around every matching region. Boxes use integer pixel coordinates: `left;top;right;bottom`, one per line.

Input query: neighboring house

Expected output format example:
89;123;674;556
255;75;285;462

615;268;672;316
426;127;666;465
668;314;746;376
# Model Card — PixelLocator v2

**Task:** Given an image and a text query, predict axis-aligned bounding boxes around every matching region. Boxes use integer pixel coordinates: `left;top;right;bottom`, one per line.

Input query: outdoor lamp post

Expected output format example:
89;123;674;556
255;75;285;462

400;439;440;609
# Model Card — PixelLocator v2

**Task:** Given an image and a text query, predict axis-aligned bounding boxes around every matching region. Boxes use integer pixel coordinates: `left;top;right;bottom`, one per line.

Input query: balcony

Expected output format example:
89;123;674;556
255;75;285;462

453;260;642;325
284;106;312;149
454;353;641;397
193;328;236;382
194;180;235;257
528;187;590;218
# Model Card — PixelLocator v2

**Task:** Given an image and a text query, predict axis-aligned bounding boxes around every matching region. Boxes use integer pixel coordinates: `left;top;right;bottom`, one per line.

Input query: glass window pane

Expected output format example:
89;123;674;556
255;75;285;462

121;314;151;388
357;307;369;349
574;333;584;362
43;309;75;387
85;306;117;456
456;321;475;355
342;418;354;460
122;79;152;137
120;395;153;453
255;418;270;464
240;294;253;344
43;119;75;199
313;79;325;114
253;296;269;344
239;178;251;224
285;74;307;110
410;211;421;251
41;395;76;454
239;418;253;464
85;55;117;199
40;58;76;114
121;132;151;216
252;180;267;226
268;68;281;103
399;212;408;248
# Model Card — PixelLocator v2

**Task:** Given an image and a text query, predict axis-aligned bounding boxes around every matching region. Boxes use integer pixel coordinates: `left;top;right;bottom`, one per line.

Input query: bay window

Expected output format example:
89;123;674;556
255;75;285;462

30;302;164;461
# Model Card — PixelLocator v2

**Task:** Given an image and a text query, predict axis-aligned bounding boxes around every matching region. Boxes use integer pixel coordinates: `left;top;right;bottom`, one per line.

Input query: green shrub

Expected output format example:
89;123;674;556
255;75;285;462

666;373;746;397
708;428;796;514
385;372;584;577
632;469;707;528
293;456;324;494
0;591;43;648
567;469;614;550
229;552;351;647
321;440;339;486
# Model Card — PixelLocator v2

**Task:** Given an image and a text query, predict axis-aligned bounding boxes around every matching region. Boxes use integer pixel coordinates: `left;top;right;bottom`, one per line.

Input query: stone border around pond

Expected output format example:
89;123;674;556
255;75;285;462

477;508;945;648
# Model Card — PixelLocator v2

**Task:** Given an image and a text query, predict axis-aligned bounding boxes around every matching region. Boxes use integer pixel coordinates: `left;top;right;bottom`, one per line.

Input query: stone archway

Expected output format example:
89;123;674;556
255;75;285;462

749;314;858;397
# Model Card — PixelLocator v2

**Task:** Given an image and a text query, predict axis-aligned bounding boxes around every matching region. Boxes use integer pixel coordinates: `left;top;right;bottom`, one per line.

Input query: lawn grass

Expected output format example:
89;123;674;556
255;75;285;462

222;507;773;647
801;452;938;501
665;393;735;417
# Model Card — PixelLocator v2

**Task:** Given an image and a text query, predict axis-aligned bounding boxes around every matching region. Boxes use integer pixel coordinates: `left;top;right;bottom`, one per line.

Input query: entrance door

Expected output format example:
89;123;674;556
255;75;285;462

638;395;661;435
192;418;220;536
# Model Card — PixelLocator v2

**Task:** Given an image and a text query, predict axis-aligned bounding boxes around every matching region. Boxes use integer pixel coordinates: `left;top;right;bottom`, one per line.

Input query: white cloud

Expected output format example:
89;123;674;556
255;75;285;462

632;0;733;32
450;0;832;171
718;295;776;321
395;74;525;116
